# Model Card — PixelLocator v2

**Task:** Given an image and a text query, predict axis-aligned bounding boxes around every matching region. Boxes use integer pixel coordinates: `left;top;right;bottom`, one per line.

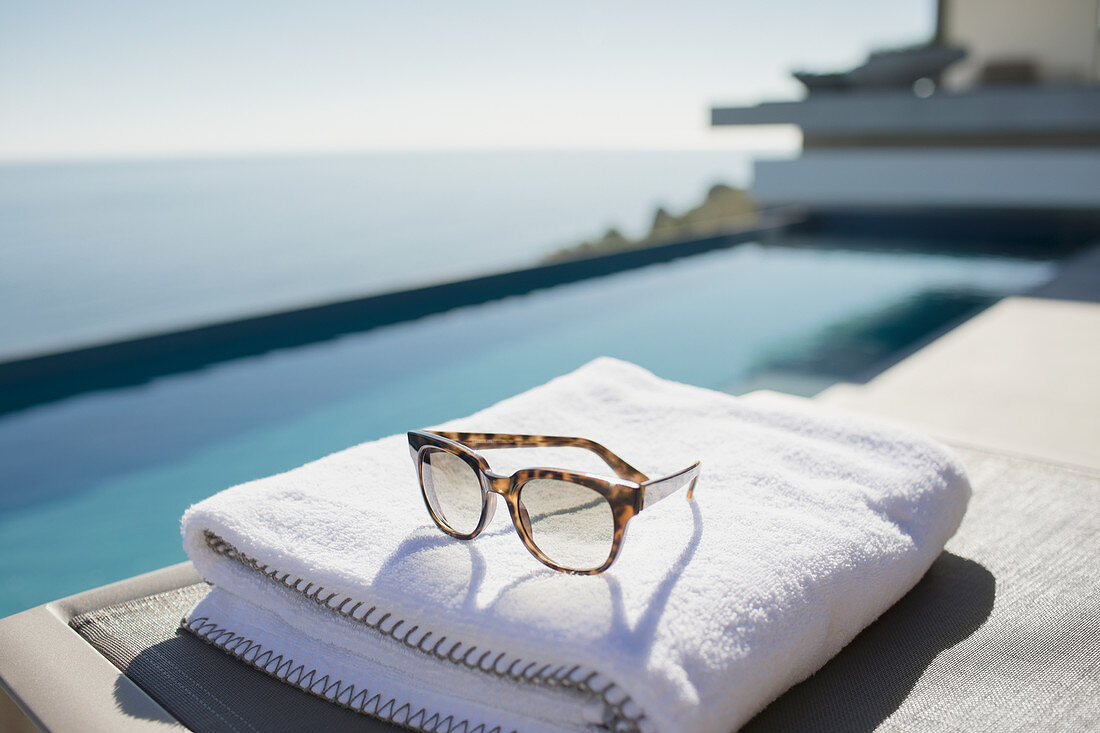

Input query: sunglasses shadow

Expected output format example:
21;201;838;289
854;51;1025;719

373;527;488;613
459;498;704;653
372;492;703;661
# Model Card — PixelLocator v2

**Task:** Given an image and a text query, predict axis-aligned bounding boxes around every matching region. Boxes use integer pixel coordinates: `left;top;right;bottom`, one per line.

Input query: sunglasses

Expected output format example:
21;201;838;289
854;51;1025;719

407;430;700;574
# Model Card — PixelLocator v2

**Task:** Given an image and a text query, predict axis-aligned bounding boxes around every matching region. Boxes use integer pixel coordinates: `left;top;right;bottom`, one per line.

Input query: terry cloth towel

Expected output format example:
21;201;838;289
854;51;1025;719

181;357;970;733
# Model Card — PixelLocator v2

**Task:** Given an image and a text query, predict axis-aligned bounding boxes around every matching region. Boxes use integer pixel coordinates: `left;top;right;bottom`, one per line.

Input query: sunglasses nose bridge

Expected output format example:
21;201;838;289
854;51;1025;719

484;472;511;496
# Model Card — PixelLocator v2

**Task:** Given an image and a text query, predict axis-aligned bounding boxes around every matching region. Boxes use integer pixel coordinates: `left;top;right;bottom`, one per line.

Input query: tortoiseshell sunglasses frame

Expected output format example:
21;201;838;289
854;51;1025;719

407;430;700;574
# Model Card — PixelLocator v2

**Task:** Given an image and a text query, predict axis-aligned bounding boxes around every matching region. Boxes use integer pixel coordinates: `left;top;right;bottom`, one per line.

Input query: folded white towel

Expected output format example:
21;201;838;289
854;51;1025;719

181;357;969;733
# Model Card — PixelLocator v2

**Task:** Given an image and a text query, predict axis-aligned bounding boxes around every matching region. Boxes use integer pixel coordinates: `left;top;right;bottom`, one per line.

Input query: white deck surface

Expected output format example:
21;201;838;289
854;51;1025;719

819;246;1100;469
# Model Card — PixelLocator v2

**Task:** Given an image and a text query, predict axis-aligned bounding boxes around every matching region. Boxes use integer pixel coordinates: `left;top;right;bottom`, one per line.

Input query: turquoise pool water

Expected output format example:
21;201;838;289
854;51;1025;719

0;243;1054;616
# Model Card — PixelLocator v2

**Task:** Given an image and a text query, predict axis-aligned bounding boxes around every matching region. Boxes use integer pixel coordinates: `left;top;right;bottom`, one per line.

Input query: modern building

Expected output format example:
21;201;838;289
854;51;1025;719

711;0;1100;214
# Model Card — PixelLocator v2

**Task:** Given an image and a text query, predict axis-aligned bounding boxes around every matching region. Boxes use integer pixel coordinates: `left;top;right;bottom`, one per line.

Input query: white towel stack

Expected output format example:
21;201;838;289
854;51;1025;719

181;357;970;732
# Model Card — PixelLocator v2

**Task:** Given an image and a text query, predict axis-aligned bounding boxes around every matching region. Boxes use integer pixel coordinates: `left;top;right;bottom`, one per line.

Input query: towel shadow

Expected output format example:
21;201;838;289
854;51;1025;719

742;551;996;733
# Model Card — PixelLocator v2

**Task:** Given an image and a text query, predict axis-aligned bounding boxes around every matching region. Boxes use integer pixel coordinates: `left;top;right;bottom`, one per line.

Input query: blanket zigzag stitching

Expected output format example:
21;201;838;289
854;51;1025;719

200;530;647;731
184;616;504;733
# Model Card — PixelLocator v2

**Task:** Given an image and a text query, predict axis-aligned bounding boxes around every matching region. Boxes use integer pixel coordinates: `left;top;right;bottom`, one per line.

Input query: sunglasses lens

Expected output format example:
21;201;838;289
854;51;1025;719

519;479;615;571
420;449;484;535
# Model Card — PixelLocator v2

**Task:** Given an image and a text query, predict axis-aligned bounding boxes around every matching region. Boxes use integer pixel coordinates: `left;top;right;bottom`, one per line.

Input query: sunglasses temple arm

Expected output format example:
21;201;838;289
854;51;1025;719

640;462;701;510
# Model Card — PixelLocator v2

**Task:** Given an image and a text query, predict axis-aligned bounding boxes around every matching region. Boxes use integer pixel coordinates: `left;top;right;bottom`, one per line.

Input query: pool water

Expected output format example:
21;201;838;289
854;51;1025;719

0;242;1054;616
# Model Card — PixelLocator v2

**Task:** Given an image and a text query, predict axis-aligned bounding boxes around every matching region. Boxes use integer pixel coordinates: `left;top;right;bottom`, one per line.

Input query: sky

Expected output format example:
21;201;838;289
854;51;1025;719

0;1;935;161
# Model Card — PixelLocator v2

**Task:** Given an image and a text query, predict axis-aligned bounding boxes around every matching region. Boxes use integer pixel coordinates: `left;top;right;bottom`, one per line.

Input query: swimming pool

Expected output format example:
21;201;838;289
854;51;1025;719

0;242;1054;616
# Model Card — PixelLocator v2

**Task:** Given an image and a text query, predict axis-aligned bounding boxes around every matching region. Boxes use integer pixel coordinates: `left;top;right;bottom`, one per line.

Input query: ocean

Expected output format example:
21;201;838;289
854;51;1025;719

0;149;770;361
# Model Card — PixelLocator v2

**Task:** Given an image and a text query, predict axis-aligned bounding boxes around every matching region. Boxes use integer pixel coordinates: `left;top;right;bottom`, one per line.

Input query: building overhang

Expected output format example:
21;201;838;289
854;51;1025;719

712;85;1100;148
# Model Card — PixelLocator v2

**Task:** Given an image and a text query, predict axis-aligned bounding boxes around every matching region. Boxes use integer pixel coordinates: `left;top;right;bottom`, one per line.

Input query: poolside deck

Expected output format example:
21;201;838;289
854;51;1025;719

818;243;1100;468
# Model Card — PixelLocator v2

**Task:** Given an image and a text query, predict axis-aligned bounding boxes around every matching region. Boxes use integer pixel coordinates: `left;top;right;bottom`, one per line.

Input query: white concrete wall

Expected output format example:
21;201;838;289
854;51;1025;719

751;149;1100;209
943;0;1099;88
